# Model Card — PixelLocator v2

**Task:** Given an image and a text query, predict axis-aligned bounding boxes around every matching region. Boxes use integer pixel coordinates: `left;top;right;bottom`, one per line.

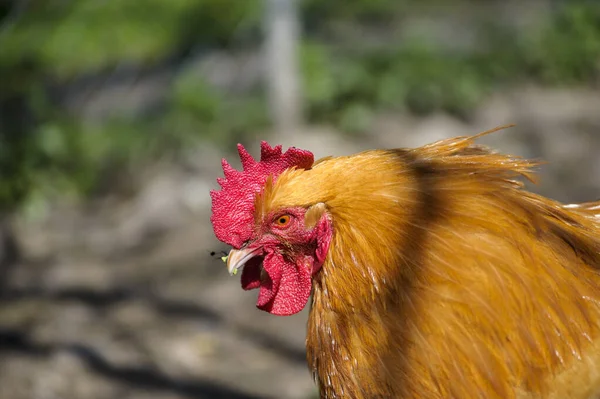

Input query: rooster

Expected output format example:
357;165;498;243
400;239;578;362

210;125;600;399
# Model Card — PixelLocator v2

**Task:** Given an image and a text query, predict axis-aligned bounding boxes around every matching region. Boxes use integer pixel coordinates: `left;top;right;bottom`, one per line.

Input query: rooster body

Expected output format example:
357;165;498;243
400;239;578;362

211;127;600;398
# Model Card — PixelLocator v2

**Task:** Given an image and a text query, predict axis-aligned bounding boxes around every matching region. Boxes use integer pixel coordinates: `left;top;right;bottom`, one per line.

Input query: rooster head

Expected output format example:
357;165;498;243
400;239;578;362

210;142;332;316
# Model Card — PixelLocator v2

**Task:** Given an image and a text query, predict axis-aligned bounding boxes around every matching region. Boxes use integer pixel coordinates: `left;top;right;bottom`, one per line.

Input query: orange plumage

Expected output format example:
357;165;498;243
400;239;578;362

211;125;600;398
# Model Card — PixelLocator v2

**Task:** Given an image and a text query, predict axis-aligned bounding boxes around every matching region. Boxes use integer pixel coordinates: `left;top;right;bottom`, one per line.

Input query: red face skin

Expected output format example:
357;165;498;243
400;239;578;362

238;206;332;316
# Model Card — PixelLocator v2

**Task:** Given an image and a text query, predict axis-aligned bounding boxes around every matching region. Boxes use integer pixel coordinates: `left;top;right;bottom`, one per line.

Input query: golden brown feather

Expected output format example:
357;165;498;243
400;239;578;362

257;126;600;398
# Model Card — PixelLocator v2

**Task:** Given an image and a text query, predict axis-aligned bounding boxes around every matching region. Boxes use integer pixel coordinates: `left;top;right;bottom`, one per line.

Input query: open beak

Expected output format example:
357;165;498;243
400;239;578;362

226;247;262;276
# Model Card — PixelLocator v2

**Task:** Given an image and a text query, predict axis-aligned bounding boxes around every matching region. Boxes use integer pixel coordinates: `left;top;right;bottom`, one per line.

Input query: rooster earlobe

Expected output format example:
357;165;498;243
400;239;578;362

313;211;332;273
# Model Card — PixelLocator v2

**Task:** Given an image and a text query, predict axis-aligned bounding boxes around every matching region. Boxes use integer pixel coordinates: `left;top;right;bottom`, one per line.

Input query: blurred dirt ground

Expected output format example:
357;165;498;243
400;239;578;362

0;164;316;399
0;87;599;399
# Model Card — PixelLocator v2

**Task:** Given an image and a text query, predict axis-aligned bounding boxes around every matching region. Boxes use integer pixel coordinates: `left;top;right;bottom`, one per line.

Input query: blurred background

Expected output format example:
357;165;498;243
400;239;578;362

0;0;599;398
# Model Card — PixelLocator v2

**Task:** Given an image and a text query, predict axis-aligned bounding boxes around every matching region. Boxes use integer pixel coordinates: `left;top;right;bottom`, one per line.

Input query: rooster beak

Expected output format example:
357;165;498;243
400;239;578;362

226;247;261;276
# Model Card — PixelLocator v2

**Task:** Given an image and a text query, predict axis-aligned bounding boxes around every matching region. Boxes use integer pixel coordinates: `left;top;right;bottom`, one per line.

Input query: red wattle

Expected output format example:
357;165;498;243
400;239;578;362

252;252;313;316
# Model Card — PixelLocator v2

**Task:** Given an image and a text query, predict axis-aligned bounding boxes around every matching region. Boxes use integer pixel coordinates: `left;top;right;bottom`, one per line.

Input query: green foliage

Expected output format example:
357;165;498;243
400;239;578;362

301;41;489;128
32;121;148;198
302;1;600;129
303;0;403;25
17;69;270;206
0;0;265;213
525;3;600;84
169;69;269;146
0;133;36;213
0;0;262;78
1;0;600;214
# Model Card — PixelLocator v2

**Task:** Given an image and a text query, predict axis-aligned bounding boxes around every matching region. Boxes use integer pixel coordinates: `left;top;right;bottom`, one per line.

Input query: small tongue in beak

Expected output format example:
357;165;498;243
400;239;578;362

241;256;265;291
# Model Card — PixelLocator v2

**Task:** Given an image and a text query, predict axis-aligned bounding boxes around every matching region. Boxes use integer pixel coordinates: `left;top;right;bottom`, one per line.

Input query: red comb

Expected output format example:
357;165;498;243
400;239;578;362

210;141;314;248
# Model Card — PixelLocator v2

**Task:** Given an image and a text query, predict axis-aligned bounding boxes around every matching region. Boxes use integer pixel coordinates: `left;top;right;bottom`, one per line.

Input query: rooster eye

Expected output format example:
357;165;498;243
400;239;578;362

274;215;291;227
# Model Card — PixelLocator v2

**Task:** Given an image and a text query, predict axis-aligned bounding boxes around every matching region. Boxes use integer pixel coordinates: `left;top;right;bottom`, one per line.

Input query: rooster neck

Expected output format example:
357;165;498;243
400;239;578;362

302;149;600;398
305;151;443;398
307;271;415;398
